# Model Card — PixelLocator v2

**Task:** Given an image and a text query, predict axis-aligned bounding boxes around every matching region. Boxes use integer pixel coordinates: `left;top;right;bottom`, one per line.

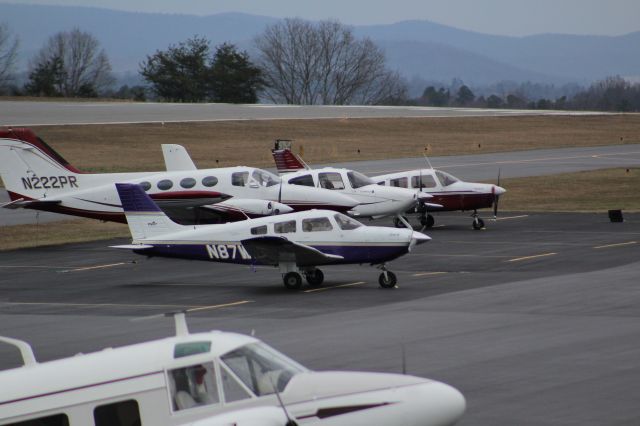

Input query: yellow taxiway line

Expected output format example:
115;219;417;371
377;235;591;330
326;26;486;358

593;241;637;249
304;281;367;293
507;252;557;262
412;271;448;277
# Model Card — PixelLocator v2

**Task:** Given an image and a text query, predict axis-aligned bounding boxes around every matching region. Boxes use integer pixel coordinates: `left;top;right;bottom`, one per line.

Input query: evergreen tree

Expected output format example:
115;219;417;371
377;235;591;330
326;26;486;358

24;56;65;96
209;43;263;103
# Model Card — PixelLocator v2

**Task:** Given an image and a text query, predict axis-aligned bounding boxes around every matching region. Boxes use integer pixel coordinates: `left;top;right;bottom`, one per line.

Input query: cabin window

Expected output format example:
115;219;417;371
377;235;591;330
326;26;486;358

318;172;345;190
180;177;196;189
157;179;173;190
139;181;151;192
334;213;363;230
274;220;296;234
202;176;218;187
435;171;459;187
251;225;267;235
6;414;69;426
288;174;314;187
347;171;374;188
411;175;437;189
94;399;140;426
220;363;254;402
302;217;333;232
168;362;220;411
389;177;408;188
232;172;249;187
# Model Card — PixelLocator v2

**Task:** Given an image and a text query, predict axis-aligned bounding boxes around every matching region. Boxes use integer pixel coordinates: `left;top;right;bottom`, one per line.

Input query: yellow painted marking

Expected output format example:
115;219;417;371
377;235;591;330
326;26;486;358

593;241;637;249
63;262;128;272
1;302;197;309
412;271;447;277
186;300;254;312
507;252;557;262
495;215;529;221
304;281;366;293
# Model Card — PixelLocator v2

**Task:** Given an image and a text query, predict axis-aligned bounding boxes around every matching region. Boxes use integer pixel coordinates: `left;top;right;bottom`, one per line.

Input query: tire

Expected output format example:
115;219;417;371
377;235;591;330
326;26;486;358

283;272;303;290
421;214;435;228
305;269;324;287
378;271;397;288
473;218;485;230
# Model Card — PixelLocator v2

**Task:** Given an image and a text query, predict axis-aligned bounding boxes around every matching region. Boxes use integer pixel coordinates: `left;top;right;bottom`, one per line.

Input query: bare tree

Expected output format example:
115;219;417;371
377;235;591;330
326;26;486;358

0;23;18;92
255;18;406;105
29;28;114;97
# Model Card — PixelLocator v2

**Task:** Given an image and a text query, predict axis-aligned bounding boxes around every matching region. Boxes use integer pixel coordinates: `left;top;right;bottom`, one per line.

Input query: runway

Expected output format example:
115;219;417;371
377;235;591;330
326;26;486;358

0;101;608;126
1;212;640;425
2;143;640;226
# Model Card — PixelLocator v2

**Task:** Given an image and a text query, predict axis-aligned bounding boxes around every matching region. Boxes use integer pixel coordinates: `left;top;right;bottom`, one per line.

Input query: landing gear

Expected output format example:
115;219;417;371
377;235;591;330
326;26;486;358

394;216;409;228
283;272;303;290
305;268;324;287
377;265;397;288
420;213;435;228
471;210;485;230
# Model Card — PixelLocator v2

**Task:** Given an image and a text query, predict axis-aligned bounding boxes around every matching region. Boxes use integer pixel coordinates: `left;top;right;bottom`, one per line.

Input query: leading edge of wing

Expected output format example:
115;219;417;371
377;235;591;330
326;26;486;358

240;236;343;266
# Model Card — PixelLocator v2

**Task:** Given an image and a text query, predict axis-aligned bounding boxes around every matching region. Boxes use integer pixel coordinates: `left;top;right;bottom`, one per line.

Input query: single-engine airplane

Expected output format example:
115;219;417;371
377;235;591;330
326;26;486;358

0;128;359;225
0;313;466;425
114;183;430;289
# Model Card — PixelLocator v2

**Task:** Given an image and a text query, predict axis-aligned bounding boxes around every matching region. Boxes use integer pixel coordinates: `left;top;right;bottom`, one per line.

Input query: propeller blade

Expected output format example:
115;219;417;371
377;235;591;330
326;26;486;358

493;168;502;220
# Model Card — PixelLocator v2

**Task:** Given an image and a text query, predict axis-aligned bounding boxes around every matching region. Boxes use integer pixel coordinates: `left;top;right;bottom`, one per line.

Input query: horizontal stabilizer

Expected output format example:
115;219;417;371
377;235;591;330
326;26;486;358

423;203;444;209
241;236;343;266
110;244;155;250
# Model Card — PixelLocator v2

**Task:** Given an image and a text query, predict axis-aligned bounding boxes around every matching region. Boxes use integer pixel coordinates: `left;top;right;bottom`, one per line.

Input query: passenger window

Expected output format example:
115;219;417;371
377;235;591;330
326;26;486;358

251;225;267;235
157;179;174;190
302;217;333;232
168;362;219;411
139;181;151;191
232;172;249;187
202;176;218;187
289;174;315;187
180;177;196;189
389;177;408;188
274;220;296;234
6;414;69;426
334;213;363;230
411;175;437;189
94;399;141;426
318;172;345;190
220;364;254;402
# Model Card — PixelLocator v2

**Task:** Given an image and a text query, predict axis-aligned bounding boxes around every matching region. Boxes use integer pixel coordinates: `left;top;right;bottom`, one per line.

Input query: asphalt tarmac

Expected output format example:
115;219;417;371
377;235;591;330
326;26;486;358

1;212;640;425
0;101;607;126
2;143;640;226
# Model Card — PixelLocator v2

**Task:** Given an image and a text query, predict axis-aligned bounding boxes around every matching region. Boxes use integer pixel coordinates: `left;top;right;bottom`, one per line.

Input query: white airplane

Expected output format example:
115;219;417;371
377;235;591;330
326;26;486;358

0;313;466;425
0;128;359;225
113;183;430;289
272;144;505;230
270;145;438;228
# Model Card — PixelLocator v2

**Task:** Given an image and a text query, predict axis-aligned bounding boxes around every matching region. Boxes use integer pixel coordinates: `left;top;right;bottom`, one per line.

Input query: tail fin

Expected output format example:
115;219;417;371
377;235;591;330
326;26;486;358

271;148;309;174
161;144;197;171
0;128;84;200
115;183;183;240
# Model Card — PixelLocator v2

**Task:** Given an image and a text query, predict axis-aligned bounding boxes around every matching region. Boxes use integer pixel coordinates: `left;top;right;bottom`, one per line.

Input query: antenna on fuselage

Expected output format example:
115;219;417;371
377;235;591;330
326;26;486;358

0;336;38;367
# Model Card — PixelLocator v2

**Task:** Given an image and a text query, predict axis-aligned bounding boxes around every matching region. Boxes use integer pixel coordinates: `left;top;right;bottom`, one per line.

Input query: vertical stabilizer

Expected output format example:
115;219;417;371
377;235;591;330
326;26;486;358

271;148;309;174
161;144;197;171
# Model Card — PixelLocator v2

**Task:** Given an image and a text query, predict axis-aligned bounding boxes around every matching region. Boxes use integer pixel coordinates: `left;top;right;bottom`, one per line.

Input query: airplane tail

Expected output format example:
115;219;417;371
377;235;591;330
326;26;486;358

0;128;84;201
115;183;184;240
271;147;309;174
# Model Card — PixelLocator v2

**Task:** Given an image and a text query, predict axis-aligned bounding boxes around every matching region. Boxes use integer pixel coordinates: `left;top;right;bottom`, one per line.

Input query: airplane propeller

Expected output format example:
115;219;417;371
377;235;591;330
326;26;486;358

493;168;501;220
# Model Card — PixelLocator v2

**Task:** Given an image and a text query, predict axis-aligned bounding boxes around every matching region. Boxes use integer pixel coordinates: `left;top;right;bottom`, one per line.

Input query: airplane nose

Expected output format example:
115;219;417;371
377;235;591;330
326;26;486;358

494;185;506;195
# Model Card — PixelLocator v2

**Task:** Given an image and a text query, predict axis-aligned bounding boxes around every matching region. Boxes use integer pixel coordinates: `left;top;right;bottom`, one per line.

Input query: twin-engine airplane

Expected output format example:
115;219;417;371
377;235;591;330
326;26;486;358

114;183;430;289
272;144;506;230
0;313;466;425
0;128;359;225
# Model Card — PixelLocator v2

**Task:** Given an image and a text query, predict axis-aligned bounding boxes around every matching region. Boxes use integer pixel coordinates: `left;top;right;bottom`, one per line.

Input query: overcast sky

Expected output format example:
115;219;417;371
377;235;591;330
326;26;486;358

6;0;639;36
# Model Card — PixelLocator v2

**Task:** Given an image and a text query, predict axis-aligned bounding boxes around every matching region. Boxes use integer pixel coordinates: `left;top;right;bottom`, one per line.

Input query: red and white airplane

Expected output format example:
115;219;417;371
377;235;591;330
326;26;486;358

272;144;505;230
0;128;360;224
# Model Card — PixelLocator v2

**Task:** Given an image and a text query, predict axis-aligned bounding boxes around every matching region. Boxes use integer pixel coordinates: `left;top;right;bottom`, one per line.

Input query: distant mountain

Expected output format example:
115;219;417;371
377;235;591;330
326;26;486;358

1;3;638;87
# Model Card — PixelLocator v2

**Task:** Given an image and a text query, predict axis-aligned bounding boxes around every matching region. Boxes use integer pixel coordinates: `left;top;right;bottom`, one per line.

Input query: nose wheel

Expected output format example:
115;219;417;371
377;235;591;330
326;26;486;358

377;265;397;288
472;210;485;230
420;213;435;228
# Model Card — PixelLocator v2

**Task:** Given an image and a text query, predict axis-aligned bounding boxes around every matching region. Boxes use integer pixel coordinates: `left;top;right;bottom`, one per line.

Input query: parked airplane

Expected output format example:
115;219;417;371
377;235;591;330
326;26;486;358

0;313;466;425
114;183;430;289
272;144;505;230
0;128;359;225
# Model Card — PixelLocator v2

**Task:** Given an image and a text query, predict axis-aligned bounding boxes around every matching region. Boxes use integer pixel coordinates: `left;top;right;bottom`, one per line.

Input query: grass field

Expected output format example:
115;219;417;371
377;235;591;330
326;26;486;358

1;167;637;251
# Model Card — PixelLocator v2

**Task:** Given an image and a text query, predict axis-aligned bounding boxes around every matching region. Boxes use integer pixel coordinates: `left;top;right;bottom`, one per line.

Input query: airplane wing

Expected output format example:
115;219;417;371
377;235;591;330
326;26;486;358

241;236;343;266
2;198;61;209
110;244;155;251
162;144;197;171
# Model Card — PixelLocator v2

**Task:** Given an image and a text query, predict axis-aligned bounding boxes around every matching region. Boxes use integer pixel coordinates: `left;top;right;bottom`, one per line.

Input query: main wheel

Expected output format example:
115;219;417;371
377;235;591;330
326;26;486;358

472;217;485;230
378;271;397;288
305;269;324;287
283;272;303;290
421;214;435;228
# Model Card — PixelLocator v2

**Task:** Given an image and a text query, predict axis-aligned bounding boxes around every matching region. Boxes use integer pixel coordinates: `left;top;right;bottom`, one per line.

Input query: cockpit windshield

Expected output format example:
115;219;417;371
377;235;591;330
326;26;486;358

252;169;281;187
435;170;459;187
220;342;306;396
334;213;363;230
347;171;375;188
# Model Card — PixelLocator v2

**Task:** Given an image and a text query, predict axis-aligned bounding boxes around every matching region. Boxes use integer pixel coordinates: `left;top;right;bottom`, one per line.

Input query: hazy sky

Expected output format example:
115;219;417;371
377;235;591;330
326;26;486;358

6;0;640;36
